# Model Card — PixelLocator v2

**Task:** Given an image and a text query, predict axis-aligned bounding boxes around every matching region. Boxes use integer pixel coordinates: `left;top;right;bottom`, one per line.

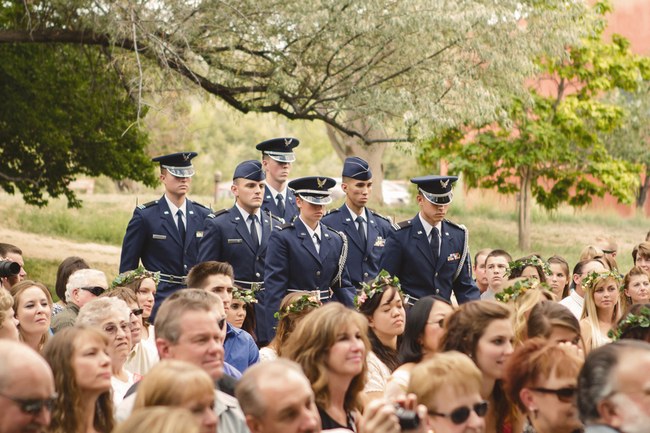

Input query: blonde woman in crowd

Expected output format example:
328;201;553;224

441;301;522;433
44;326;114;433
133;360;217;433
283;302;370;431
0;288;19;340
408;351;488;433
259;291;319;362
579;270;622;353
112;407;200;433
77;296;135;406
10;280;52;352
620;266;650;313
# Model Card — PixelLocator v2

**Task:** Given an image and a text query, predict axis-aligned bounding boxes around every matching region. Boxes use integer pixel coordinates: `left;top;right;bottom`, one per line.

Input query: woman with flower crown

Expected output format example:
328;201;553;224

356;270;406;404
507;255;550;283
579;270;623;353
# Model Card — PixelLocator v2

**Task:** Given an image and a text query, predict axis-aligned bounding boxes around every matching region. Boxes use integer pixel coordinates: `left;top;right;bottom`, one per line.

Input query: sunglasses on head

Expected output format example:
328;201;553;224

530;387;577;403
0;392;58;415
80;286;105;297
429;401;488;425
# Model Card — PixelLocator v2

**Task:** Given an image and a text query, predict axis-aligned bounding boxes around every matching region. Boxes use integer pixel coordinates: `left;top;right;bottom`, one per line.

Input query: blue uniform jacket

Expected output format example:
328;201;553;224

119;196;211;310
321;206;396;287
261;186;298;223
197;205;281;341
262;218;355;340
379;216;479;304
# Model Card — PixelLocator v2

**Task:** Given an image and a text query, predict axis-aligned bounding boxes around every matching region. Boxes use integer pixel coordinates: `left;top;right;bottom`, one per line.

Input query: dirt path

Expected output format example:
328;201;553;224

0;227;121;267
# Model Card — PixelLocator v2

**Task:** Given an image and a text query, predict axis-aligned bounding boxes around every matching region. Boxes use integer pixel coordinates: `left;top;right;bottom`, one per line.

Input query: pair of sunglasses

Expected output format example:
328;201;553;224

80;286;105;296
429;401;488;425
131;308;144;316
530;387;577;403
0;392;58;415
218;316;227;330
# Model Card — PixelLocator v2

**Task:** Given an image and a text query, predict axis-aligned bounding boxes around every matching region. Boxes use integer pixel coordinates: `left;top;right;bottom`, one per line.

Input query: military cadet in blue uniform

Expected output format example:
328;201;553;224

119;152;211;317
379;175;480;305
322;157;397;288
263;176;356;337
257;137;300;222
197;160;282;343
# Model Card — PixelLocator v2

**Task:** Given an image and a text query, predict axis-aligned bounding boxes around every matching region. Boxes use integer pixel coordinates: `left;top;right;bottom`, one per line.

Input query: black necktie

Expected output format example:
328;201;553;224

276;193;285;218
248;214;260;251
313;233;320;254
430;227;439;263
356;216;367;248
177;209;186;245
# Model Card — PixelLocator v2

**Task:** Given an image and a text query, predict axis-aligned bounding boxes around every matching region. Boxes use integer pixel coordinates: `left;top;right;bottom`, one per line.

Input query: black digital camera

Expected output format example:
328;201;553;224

0;261;20;278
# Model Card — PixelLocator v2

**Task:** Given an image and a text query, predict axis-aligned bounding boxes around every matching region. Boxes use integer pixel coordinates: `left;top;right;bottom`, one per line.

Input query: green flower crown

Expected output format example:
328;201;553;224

608;306;650;340
505;256;551;279
273;295;320;320
232;287;258;304
354;270;402;309
581;270;623;292
111;266;160;289
495;278;552;304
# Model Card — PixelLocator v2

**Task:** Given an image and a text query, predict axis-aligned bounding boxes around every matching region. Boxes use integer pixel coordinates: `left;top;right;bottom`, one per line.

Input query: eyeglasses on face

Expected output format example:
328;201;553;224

0;392;58;415
530;387;577;403
429;401;488;425
79;286;105;297
218;316;227;330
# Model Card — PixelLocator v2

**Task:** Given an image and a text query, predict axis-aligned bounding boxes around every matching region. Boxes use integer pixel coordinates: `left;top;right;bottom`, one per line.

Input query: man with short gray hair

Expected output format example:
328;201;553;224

578;340;650;433
0;340;56;433
51;268;108;333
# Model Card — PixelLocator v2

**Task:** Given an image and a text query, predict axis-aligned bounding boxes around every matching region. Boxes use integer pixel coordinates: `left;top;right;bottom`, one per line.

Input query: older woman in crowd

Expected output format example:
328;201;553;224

133;360;218;433
385;295;454;400
259;291;319;362
284;302;370;431
408;351;487;433
0;288;19;340
52;256;89;316
356;271;406;402
504;338;584;433
43;326;113;433
621;266;650;313
580;270;622;352
10;280;52;352
441;301;522;433
77;296;135;406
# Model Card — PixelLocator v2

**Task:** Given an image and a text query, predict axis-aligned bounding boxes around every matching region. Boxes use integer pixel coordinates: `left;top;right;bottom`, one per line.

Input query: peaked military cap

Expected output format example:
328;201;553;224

289;176;336;205
342;156;372;181
255;137;299;163
411;175;458;205
233;160;266;181
152;152;197;178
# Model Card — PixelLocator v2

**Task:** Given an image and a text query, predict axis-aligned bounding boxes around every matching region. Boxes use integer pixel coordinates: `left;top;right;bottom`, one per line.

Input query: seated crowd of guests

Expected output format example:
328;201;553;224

1;238;650;433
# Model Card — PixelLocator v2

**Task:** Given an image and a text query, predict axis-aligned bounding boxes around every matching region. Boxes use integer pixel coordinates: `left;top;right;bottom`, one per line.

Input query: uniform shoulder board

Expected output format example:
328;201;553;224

369;209;399;230
137;200;158;210
326;208;341;215
278;222;294;230
192;201;211;211
264;210;285;224
207;209;229;219
397;220;412;230
444;219;467;232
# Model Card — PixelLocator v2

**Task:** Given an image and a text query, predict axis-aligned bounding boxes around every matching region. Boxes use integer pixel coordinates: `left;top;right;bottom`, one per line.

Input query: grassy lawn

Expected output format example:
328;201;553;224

2;190;648;290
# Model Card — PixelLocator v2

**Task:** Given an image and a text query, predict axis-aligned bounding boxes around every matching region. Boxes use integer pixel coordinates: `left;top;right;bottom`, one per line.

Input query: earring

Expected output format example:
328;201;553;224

528;408;539;419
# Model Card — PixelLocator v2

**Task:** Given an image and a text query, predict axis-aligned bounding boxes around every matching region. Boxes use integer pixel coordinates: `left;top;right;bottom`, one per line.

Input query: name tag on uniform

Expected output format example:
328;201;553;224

196;231;203;238
152;234;167;240
447;252;461;261
227;239;243;244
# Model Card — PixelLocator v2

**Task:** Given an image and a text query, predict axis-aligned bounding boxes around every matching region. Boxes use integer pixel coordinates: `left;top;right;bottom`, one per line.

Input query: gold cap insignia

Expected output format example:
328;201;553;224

316;178;326;188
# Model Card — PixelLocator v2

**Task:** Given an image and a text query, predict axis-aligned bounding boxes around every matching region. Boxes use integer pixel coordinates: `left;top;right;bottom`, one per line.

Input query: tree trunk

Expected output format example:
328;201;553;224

636;167;650;209
518;168;532;251
325;120;387;204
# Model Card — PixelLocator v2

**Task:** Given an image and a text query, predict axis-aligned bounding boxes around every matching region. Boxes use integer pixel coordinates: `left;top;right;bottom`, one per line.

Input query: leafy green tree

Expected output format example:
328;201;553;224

0;43;156;207
418;2;650;250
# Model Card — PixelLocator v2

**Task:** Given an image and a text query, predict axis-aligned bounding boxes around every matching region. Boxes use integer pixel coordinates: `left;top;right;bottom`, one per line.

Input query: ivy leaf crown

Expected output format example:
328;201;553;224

273;295;320;320
111;265;160;289
505;255;551;279
495;277;552;304
581;269;623;292
608;306;650;340
354;269;402;309
232;287;258;304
